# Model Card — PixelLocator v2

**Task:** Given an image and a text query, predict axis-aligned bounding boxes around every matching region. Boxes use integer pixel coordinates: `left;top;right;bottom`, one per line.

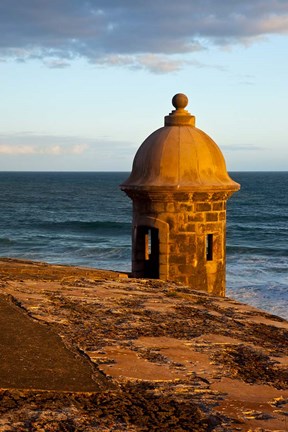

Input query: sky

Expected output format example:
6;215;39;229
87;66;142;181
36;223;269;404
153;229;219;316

0;0;287;171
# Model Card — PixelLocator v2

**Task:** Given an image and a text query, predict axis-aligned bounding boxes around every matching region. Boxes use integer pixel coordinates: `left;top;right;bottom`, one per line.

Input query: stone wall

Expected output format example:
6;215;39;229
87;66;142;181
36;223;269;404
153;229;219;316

130;190;232;296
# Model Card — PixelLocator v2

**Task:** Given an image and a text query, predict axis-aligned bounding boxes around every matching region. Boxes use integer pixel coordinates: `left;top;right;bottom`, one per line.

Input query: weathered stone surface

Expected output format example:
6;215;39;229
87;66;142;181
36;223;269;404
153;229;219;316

127;194;229;293
212;202;224;211
0;259;287;431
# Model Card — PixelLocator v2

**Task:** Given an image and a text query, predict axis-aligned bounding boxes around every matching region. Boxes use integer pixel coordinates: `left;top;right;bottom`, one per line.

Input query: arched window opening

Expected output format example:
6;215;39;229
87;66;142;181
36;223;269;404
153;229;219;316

135;226;159;279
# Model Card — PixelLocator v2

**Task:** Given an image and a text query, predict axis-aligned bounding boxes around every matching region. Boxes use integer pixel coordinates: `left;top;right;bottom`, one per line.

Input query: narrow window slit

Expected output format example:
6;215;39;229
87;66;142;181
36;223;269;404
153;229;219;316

206;234;213;261
145;229;151;260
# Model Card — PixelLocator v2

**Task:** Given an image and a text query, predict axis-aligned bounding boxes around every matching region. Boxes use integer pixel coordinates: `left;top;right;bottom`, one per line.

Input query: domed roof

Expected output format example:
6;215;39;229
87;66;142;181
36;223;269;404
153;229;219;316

121;94;240;192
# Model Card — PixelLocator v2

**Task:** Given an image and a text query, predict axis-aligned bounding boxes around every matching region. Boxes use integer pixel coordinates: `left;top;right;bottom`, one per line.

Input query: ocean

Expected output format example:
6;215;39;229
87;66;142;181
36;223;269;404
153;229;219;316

0;171;287;320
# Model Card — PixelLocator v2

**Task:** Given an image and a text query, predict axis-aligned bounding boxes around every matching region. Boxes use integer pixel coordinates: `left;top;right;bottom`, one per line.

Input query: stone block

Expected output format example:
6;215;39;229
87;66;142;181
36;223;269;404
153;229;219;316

173;192;190;202
193;192;210;201
168;266;177;277
178;264;193;274
169;255;187;265
212;202;224;211
195;202;211;212
180;204;193;212
188;213;204;222
219;211;226;221
159;265;168;280
177;213;185;224
159;255;168;265
196;223;222;234
186;223;196;232
173;233;191;243
177;241;190;254
169;243;178;254
205;212;219;222
159;242;168;255
178;223;187;232
211;192;226;201
178;221;196;232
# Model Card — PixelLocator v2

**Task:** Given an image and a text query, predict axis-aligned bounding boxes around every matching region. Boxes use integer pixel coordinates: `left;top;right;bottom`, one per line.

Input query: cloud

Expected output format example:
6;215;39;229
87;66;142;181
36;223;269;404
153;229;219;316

43;59;71;69
96;54;185;73
0;1;287;72
0;143;88;156
0;133;135;159
0;133;89;156
0;144;35;155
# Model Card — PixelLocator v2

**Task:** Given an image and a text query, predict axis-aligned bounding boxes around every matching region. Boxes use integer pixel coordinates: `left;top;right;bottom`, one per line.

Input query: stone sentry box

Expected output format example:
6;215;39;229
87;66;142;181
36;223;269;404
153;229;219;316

121;94;240;296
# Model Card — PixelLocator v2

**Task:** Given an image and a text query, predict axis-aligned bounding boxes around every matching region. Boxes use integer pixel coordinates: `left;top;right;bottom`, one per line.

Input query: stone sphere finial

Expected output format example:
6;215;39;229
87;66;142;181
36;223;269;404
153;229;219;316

172;93;188;110
165;93;194;126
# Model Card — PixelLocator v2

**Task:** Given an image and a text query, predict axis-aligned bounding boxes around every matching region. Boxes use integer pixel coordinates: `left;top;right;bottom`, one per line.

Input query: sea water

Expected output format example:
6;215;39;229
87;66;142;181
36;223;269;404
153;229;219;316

0;171;287;320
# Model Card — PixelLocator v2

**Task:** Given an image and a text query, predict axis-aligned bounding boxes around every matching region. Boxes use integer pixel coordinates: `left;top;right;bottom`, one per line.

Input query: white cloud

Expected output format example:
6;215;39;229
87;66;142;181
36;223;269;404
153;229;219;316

0;134;89;156
0;143;89;156
96;53;184;73
0;144;35;155
71;144;89;155
137;54;182;74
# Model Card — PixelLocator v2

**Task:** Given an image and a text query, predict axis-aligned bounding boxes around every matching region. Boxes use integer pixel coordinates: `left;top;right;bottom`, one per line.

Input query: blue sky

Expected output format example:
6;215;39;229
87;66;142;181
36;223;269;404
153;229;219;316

0;1;287;171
